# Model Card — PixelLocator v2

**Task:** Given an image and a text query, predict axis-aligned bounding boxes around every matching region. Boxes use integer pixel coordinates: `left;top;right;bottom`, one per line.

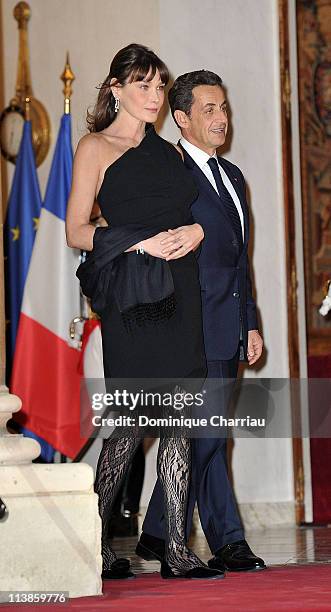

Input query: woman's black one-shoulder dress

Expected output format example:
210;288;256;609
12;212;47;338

97;126;206;381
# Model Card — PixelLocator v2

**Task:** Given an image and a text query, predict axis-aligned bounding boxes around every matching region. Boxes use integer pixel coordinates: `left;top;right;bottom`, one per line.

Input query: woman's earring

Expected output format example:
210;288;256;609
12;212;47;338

114;98;120;113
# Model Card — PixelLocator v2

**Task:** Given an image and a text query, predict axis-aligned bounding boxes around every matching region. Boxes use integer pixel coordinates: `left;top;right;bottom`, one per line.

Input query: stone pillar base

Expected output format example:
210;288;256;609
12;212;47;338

0;463;102;600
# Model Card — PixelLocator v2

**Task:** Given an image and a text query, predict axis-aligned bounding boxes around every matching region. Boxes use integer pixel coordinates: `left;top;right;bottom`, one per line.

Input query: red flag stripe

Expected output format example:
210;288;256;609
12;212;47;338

12;313;88;458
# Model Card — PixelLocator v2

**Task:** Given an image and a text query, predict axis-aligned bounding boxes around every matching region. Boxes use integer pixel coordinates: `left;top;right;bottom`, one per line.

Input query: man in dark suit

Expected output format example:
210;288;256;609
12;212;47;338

136;70;266;573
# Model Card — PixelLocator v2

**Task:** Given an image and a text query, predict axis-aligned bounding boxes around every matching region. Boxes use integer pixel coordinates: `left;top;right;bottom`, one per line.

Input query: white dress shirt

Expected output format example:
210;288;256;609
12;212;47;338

180;137;244;240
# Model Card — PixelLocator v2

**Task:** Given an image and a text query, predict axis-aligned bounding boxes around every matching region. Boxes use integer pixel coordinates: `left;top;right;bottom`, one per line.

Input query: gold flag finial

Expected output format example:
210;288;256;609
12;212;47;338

25;96;30;120
13;2;33;103
61;52;75;114
13;2;30;29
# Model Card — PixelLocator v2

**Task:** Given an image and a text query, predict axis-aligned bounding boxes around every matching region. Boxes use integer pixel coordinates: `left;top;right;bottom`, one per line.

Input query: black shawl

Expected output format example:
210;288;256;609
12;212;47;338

76;225;175;329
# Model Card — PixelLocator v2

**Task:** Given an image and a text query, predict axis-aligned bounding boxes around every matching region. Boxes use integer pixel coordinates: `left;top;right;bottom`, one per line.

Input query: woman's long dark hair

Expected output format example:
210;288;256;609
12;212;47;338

87;43;169;133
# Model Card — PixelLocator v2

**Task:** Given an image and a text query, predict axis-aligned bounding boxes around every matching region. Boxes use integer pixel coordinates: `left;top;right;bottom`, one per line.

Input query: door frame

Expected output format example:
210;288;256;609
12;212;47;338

279;0;305;524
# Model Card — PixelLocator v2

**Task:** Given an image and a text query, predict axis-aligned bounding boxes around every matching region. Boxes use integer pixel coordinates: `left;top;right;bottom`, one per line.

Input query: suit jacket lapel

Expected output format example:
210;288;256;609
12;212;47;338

178;143;236;237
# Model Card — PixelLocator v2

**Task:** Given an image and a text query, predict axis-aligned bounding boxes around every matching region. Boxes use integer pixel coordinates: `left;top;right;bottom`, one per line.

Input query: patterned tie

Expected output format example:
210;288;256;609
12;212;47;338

207;157;243;250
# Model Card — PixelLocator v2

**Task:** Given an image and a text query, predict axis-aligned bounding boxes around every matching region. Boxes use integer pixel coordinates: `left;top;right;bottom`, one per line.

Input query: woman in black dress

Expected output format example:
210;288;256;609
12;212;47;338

66;44;220;580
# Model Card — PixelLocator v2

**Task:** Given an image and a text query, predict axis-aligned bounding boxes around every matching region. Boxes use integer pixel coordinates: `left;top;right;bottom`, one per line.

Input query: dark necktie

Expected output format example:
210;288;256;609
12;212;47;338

207;157;243;250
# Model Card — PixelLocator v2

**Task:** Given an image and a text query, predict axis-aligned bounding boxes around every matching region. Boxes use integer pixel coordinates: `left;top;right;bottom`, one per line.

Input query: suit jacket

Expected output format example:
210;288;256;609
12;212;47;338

180;145;258;361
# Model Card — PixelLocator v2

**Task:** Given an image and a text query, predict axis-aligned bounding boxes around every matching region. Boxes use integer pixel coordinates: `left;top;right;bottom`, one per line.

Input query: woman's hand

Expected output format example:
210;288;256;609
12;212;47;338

160;223;204;260
128;231;171;258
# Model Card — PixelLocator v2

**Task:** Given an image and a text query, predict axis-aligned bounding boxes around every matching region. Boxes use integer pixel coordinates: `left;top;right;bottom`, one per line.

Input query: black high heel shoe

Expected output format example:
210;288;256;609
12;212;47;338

102;557;135;580
161;560;224;580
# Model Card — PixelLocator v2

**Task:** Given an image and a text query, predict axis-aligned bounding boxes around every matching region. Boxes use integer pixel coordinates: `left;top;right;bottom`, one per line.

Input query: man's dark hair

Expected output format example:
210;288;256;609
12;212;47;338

168;70;223;127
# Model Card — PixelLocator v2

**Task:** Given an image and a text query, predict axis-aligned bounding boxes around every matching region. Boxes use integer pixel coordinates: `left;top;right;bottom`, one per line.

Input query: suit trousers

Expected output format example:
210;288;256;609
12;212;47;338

142;348;245;553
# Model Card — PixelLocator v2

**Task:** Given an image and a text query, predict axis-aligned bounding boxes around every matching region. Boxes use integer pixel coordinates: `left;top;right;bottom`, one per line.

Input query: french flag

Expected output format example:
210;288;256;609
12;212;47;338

12;114;87;458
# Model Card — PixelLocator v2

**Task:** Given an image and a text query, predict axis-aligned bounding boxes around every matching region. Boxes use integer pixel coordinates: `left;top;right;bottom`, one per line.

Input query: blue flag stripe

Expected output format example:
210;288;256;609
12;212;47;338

43;114;73;220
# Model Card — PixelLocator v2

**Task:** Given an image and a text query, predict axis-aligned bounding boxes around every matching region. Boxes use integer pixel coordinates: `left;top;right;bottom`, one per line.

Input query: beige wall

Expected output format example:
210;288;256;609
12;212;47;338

157;0;294;512
2;0;296;519
2;0;160;193
158;0;289;379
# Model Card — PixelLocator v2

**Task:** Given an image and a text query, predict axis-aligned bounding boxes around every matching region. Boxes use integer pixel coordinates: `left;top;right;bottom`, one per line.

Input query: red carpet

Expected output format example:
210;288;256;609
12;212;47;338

1;565;331;611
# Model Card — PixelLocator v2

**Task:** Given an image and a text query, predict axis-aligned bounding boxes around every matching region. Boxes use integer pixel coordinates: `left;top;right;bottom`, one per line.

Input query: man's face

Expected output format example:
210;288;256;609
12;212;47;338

181;85;228;154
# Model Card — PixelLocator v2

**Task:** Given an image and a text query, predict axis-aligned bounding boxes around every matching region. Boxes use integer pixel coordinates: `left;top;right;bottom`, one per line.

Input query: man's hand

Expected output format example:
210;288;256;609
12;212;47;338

247;330;263;365
160;223;204;260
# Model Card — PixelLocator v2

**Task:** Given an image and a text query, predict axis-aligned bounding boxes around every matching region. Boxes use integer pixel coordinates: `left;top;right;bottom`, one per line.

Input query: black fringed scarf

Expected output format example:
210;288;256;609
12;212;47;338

76;225;176;330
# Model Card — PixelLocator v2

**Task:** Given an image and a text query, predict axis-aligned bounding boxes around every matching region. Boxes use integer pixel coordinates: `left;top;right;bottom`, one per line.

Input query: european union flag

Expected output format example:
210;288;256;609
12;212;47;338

5;119;54;462
4;120;42;371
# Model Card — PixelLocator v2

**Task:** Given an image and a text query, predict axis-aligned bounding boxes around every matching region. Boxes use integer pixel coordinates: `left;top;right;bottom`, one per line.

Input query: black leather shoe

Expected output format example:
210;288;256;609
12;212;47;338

135;532;165;561
206;556;226;573
102;558;135;580
161;560;224;580
209;540;266;572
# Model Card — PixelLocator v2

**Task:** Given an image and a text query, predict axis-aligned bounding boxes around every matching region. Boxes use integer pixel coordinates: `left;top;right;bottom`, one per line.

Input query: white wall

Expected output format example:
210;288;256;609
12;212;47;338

157;0;294;512
158;0;289;379
2;0;295;522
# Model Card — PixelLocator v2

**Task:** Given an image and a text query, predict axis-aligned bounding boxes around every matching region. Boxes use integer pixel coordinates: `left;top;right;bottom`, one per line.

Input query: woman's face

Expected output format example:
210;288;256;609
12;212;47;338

112;68;165;123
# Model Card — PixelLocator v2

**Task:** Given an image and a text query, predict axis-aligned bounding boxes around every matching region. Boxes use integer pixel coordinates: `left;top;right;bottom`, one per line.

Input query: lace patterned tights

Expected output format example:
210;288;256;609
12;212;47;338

95;425;207;573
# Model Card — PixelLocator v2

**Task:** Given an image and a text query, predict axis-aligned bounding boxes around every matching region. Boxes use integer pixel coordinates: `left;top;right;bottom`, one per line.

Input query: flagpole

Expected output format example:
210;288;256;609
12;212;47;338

60;54;101;463
25;95;30;120
62;51;100;462
61;51;75;115
59;54;75;463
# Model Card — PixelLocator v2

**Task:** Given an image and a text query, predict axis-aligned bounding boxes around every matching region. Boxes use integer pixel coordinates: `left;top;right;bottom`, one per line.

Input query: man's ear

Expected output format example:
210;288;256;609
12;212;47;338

174;109;190;129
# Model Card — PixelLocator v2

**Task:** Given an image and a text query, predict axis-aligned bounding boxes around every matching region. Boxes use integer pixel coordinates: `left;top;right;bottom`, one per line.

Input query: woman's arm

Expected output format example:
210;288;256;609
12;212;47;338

66;134;101;251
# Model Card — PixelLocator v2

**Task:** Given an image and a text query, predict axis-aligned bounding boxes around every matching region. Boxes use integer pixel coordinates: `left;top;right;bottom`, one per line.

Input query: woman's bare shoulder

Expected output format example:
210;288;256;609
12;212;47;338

75;132;116;169
77;131;126;158
76;132;100;154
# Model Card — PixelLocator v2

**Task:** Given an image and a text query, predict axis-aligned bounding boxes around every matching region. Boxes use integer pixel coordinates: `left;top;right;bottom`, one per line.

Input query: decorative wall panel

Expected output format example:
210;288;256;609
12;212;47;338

297;0;331;354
